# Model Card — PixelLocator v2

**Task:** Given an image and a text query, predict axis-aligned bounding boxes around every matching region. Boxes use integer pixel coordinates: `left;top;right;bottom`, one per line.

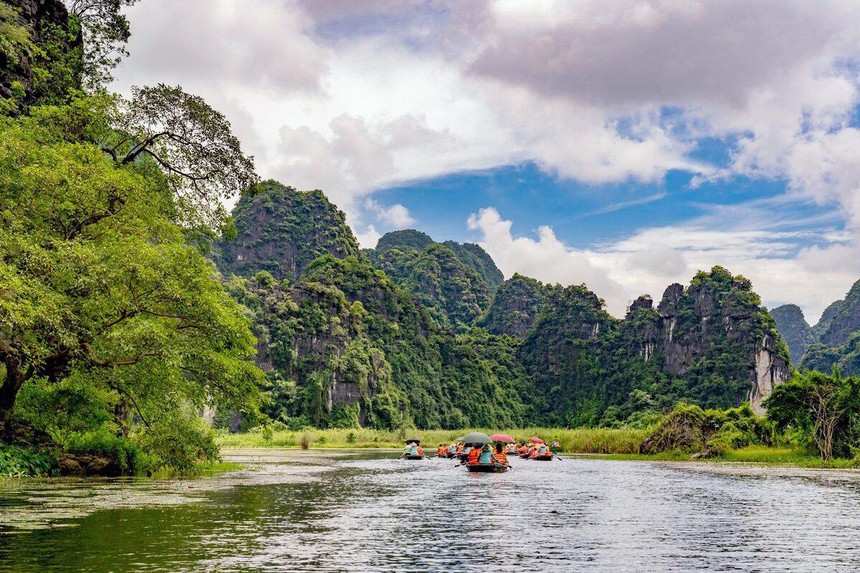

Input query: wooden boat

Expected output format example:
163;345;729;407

466;463;510;473
530;454;554;461
401;454;426;460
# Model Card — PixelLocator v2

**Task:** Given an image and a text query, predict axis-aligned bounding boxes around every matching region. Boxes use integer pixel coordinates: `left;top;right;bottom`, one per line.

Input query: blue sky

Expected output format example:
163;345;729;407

116;0;860;321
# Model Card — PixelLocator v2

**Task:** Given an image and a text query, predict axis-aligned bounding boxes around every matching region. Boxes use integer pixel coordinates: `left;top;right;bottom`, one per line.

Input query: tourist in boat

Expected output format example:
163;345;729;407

525;443;537;458
506;442;517;455
477;444;493;465
532;444;552;459
493;443;509;467
466;444;481;465
519;443;529;456
436;444;448;457
455;442;465;456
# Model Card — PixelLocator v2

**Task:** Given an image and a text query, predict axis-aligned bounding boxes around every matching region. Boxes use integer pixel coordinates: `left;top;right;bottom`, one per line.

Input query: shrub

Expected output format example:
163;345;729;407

134;411;219;473
63;429;145;474
300;434;311;449
0;444;59;477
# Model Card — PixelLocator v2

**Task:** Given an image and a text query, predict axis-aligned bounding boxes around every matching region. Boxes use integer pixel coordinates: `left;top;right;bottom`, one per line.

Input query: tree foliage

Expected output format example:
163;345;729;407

102;84;258;229
65;0;140;88
765;369;860;460
0;98;262;439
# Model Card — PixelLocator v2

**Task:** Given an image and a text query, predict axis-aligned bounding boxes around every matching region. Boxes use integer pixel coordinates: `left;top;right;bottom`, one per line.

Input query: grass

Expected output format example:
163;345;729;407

216;427;649;454
146;461;245;479
217;428;860;468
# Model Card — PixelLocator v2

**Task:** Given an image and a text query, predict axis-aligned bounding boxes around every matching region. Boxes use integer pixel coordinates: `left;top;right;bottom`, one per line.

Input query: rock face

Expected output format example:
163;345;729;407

517;266;790;423
772;280;860;375
0;0;81;107
650;272;789;414
366;230;500;330
214;180;360;280
770;304;816;363
480;274;559;337
817;280;860;347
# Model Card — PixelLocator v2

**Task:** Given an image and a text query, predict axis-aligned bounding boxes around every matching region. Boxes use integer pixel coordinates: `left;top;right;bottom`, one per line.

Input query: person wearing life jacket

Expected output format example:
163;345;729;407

526;443;537;458
493;442;509;467
466;444;481;465
506;443;517;455
456;442;465;456
448;443;458;457
416;444;424;457
533;444;550;459
477;444;493;464
436;444;448;457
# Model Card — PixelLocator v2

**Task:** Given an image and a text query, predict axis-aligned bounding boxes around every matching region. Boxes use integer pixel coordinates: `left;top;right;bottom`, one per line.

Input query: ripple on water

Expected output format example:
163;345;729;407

2;454;860;572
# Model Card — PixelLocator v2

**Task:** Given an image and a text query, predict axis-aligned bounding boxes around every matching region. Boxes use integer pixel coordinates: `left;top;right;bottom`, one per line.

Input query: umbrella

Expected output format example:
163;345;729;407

405;438;421;444
490;433;515;443
456;437;465;442
528;437;545;444
460;431;492;445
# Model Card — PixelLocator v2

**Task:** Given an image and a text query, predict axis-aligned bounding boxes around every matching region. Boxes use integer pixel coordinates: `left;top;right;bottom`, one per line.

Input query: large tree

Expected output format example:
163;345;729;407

0;98;262;432
765;369;860;460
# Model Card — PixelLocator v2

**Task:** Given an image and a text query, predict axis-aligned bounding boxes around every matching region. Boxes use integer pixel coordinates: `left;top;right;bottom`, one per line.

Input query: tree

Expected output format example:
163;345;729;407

765;369;860;460
101;84;258;229
0;99;262;432
66;0;141;88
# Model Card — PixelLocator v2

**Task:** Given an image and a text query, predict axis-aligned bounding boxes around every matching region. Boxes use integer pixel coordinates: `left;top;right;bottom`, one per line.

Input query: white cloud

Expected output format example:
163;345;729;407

364;199;416;228
469;207;856;323
113;0;860;321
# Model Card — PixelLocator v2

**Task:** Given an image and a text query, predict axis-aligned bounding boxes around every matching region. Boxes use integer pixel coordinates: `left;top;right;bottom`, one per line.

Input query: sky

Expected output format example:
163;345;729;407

112;0;860;322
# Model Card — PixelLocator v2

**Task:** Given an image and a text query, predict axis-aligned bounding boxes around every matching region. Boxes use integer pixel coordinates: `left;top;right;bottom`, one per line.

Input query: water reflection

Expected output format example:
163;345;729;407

2;454;860;572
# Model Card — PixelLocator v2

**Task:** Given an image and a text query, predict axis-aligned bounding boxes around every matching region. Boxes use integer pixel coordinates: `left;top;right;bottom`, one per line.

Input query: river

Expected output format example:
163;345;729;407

2;450;859;572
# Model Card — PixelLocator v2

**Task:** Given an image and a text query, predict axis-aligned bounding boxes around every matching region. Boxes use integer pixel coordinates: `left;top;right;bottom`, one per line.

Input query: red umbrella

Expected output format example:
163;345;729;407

490;433;515;443
528;437;545;444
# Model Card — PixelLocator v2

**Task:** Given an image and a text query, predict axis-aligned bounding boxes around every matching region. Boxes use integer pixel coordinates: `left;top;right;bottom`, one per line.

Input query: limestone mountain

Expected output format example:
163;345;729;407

214;180;360;280
366;230;501;331
214;184;790;428
518;267;789;426
0;0;82;110
479;274;560;337
770;304;816;363
816;279;860;347
783;279;860;376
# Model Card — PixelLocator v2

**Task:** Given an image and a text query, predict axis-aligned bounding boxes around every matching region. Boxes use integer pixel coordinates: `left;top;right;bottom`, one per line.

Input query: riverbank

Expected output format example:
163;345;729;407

215;427;648;454
574;446;860;468
216;429;860;468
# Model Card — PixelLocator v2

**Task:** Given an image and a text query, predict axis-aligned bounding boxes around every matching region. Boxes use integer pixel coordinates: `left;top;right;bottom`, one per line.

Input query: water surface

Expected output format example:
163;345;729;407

2;450;859;572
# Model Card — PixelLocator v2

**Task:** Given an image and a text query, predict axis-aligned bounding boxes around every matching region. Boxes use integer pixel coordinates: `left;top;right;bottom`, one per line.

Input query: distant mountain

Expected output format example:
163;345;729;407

782;279;860;375
366;230;502;331
770;304;816;363
214;180;360;280
214;185;791;428
479;274;560;337
817;280;860;347
519;267;789;424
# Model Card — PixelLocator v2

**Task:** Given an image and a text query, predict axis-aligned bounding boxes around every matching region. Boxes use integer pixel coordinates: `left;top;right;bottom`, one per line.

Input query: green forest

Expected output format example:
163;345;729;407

3;0;860;477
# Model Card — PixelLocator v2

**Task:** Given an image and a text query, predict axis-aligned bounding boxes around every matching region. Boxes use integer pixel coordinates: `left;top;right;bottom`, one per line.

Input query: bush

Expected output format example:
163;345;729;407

0;443;59;477
134;411;219;473
62;429;146;474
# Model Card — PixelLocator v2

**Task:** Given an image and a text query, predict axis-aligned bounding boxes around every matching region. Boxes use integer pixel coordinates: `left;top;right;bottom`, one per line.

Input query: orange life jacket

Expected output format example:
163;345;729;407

493;451;509;466
466;447;481;464
456;444;464;453
437;446;448;456
417;447;424;456
527;446;536;457
519;445;528;455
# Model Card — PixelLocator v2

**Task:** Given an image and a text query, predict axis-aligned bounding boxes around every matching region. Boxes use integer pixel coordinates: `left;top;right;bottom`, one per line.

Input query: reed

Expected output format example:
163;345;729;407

216;427;649;454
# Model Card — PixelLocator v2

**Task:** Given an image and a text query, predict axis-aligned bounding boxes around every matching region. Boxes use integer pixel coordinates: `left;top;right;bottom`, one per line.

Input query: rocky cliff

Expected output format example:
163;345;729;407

366;230;500;331
480;274;559;337
770;304;815;363
0;0;82;109
214;180;360;280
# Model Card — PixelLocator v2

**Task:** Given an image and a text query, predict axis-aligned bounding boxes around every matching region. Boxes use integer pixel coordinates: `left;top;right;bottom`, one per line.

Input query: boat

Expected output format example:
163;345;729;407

530;454;554;461
466;463;510;473
402;454;426;460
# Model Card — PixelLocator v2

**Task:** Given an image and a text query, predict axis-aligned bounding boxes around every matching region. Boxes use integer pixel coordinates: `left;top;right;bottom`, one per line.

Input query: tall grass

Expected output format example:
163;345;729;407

216;427;649;454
